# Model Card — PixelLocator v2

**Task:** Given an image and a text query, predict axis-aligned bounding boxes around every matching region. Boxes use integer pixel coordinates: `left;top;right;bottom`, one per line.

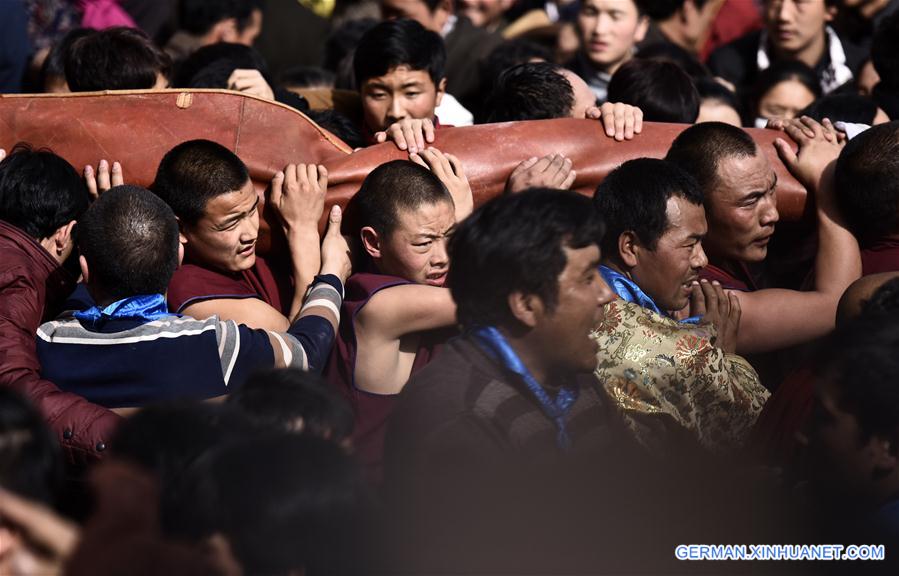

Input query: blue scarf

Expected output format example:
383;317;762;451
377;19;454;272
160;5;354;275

600;265;701;325
472;326;579;450
73;294;172;328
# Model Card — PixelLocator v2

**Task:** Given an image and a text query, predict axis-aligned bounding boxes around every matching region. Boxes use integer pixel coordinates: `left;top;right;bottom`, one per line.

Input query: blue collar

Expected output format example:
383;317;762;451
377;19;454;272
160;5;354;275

471;326;579;450
73;294;172;329
600;265;701;324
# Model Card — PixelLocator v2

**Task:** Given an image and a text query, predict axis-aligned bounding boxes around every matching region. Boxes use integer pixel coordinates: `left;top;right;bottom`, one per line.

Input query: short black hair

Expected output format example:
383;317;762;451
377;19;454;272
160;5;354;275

607;59;700;123
347;160;453;238
179;0;262;36
173;42;270;88
0;388;63;506
151;139;250;225
478;39;553;113
485;62;575;122
449;189;605;328
78;185;180;302
636;41;710;80
227;368;355;442
872;12;899;89
39;27;93;91
665;122;758;195
801;93;879;126
353;18;445;88
307;109;366;149
834;121;899;243
863;277;899;316
0;144;89;240
695;76;742;118
594;158;703;258
280;65;336;89
65;27;171;92
814;311;899;445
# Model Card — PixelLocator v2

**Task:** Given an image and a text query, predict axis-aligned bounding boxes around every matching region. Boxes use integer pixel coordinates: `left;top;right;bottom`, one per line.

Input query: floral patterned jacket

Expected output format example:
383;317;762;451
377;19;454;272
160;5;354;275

592;299;769;453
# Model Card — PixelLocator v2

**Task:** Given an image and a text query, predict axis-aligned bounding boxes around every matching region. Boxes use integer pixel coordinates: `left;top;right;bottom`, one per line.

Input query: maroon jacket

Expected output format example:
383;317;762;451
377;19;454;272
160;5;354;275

0;220;119;465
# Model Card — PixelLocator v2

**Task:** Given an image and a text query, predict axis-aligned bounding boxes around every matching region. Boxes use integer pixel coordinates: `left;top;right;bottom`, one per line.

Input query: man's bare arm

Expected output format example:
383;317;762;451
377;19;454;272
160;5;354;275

356;284;457;342
735;118;860;353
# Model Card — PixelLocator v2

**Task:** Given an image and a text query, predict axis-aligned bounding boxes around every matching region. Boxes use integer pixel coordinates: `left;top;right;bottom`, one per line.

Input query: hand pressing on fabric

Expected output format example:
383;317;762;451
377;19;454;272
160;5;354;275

410;147;473;222
505;154;576;194
770;116;844;194
319;204;352;283
84;159;124;200
227;68;275;101
269;164;328;234
586;102;643;141
690;279;741;353
270;163;329;301
374;118;435;154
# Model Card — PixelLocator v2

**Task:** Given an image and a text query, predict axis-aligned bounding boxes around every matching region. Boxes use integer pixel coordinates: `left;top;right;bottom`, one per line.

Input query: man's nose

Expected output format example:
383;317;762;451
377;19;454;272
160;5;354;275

594;13;611;35
761;195;780;226
388;97;406;122
431;238;449;266
692;242;709;270
596;274;616;306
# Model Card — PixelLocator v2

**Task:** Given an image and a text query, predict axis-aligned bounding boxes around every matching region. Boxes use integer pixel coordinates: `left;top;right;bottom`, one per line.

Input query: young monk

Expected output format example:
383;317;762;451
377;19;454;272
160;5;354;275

325;148;472;479
151;139;327;331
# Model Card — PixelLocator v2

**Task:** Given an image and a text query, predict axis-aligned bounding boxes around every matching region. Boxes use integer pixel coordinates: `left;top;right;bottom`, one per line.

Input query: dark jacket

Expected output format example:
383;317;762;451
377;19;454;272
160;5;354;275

0;220;119;465
707;28;865;97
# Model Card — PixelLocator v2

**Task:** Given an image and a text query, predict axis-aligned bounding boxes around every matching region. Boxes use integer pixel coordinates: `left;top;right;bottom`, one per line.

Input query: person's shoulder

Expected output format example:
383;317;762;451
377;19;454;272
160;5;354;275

399;337;503;410
167;263;257;312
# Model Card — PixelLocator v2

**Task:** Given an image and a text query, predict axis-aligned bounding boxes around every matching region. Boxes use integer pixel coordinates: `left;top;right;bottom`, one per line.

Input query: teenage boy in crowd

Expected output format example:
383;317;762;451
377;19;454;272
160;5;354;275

325;150;471;479
567;0;651;102
151;139;328;331
37;186;350;408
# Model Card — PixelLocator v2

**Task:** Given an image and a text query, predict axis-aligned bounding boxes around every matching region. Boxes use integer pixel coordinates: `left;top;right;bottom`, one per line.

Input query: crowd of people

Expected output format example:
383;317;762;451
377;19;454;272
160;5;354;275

3;0;899;574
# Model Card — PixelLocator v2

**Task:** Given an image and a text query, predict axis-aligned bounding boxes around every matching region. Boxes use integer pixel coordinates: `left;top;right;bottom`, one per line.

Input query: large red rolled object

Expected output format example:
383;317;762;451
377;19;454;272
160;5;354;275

0;90;806;255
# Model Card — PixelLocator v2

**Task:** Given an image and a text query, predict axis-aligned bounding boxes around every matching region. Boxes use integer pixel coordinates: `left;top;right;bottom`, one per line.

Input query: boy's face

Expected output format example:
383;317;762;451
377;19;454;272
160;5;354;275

366;200;456;286
181;179;260;273
765;0;831;57
576;0;648;74
360;65;445;133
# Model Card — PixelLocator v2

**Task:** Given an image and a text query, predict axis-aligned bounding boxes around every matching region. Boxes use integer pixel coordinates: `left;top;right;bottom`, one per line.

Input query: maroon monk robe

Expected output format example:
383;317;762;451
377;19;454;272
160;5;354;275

167;255;292;314
324;272;456;484
861;239;899;275
700;262;759;291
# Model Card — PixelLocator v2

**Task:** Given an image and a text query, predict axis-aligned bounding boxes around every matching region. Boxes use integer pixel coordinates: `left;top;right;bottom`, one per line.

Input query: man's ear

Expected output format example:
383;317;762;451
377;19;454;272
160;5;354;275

79;254;90;284
176;217;189;246
360;226;382;260
824;4;836;22
618;231;640;269
57;220;77;255
507;291;544;329
435;78;447;108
